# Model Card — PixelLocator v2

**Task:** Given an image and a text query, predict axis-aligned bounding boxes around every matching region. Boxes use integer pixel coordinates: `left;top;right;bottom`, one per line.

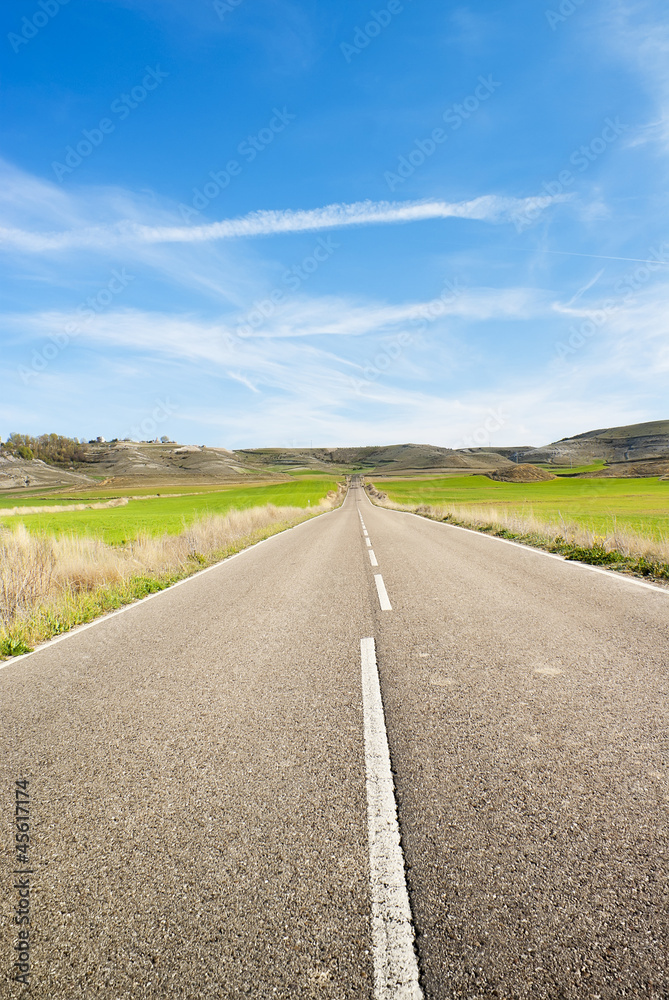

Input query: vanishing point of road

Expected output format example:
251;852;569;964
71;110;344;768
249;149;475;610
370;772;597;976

2;478;668;998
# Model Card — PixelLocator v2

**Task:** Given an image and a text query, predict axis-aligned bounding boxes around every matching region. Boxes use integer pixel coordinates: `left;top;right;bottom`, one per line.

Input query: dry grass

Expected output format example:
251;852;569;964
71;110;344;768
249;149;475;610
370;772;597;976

0;495;341;656
371;493;669;581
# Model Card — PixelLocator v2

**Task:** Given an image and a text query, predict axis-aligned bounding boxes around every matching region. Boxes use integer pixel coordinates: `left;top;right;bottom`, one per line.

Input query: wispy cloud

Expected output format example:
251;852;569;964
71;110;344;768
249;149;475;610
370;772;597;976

608;0;669;151
0;193;568;254
5;286;665;448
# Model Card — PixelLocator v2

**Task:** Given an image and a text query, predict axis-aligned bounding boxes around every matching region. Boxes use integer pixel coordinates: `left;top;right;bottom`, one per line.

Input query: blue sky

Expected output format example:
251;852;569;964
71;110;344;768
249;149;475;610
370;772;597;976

1;0;668;448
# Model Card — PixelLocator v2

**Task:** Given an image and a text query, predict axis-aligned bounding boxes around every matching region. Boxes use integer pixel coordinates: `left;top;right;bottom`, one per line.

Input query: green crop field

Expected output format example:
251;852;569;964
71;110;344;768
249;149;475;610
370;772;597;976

0;482;242;507
536;461;607;476
0;479;339;544
378;475;669;539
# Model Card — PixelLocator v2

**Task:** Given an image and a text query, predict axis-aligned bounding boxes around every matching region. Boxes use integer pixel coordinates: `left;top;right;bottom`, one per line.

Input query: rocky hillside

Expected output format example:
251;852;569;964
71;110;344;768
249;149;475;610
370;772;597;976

234;443;514;474
523;420;669;467
0;453;97;491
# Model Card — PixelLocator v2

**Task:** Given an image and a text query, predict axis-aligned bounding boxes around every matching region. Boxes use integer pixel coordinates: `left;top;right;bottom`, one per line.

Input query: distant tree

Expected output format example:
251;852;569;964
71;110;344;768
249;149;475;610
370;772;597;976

1;433;88;465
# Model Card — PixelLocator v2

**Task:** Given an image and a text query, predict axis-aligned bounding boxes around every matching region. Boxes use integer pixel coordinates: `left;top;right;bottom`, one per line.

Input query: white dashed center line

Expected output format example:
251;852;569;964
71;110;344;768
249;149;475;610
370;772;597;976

374;574;392;611
366;538;372;547
360;637;423;999
369;550;379;567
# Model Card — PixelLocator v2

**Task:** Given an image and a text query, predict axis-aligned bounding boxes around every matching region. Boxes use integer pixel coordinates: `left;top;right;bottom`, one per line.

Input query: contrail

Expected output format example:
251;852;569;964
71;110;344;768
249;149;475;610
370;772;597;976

518;247;669;265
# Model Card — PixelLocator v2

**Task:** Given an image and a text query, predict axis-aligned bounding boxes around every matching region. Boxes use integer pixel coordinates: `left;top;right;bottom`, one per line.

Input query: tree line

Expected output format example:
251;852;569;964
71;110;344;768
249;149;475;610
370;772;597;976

0;433;90;465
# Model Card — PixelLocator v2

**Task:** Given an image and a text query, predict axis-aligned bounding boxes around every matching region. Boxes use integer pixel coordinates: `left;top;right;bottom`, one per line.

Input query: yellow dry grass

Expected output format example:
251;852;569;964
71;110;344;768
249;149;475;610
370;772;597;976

377;497;669;565
0;497;339;654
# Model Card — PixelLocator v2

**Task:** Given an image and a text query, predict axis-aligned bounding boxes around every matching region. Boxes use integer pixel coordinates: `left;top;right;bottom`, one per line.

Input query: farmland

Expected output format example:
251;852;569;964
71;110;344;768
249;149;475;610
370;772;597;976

376;474;669;540
0;478;339;544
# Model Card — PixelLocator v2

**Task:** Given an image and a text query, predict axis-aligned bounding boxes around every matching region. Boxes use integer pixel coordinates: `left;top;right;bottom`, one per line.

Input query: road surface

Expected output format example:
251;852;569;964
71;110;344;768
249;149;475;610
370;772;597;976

1;478;668;998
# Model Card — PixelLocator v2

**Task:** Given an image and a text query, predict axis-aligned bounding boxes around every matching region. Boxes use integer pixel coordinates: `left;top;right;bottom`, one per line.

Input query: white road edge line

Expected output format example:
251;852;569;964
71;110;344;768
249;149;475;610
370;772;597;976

0;500;347;669
374;574;392;611
360;637;423;1000
361;488;669;596
369;550;379;567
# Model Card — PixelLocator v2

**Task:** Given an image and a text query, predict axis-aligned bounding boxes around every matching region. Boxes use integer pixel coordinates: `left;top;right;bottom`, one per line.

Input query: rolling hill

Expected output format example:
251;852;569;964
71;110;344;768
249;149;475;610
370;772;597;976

234;443;514;475
1;420;667;493
523;420;669;466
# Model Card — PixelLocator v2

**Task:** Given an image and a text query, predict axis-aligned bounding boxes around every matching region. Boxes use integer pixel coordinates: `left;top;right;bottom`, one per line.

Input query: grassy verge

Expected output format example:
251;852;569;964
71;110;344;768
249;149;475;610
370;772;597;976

365;485;669;586
0;490;345;659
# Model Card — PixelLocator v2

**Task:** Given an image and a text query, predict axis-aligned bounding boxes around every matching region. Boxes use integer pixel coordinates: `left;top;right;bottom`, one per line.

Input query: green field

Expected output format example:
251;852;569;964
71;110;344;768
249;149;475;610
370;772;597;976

0;483;239;507
0;479;338;544
536;461;607;476
378;475;669;539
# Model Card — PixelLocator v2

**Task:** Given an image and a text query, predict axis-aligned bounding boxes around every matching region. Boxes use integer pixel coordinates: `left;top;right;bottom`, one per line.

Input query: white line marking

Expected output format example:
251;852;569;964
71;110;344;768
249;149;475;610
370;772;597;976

369;550;379;567
374;574;392;611
366;538;372;547
363;530;369;537
360;637;423;1000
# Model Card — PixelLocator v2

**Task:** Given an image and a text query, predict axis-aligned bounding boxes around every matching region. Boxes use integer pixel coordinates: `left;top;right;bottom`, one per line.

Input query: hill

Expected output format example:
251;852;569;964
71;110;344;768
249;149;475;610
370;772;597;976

0;453;97;491
474;420;669;476
486;464;558;483
0;440;514;493
0;441;280;493
234;443;514;475
522;420;669;471
2;420;667;493
79;441;262;480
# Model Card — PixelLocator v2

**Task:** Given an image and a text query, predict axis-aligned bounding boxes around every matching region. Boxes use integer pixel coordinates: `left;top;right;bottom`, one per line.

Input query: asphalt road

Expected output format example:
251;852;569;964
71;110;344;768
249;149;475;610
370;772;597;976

1;478;668;998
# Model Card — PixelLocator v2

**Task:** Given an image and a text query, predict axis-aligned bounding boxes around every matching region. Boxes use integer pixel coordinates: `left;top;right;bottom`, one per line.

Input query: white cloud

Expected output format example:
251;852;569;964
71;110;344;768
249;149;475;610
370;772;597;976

608;1;669;151
1;157;665;448
0;187;568;254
